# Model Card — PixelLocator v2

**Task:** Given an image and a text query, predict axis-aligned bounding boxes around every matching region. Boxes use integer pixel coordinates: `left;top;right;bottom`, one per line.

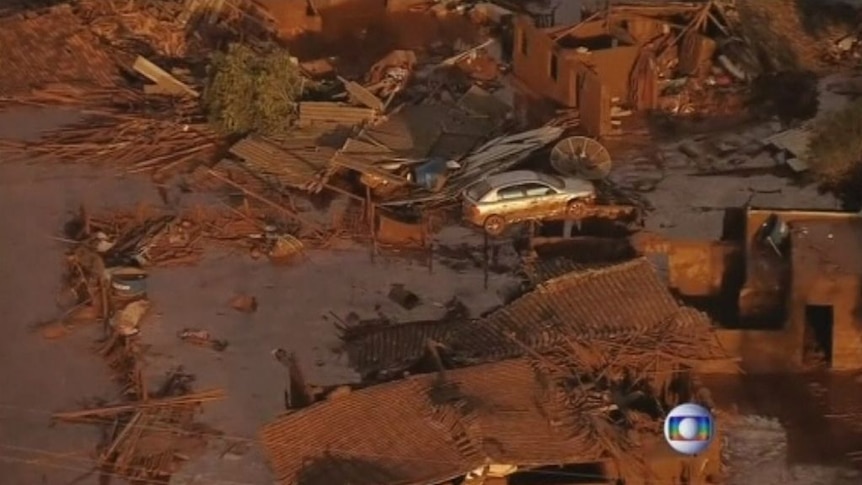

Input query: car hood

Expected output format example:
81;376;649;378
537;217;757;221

562;177;596;195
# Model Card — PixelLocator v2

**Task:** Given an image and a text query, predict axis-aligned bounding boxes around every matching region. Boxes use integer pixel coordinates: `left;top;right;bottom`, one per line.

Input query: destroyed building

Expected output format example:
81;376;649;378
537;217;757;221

260;258;729;484
511;2;738;135
670;208;862;372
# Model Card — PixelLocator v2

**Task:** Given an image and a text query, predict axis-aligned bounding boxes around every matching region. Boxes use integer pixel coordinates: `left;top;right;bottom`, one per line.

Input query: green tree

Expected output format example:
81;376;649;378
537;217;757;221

203;43;303;136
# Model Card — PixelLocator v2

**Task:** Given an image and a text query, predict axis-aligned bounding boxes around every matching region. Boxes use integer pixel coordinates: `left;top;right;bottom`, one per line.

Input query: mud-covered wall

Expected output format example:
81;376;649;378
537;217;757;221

668;240;740;296
513;16;641;110
512;16;575;106
575;45;641;100
791;272;862;370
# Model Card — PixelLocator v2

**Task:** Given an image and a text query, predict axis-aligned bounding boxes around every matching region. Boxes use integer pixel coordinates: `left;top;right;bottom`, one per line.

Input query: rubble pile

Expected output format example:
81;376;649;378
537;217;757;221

43;209;228;483
9;1;862;484
260;259;729;484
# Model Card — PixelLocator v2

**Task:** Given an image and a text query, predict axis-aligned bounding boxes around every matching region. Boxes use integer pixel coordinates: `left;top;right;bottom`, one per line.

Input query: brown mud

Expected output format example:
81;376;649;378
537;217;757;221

260;0;479;75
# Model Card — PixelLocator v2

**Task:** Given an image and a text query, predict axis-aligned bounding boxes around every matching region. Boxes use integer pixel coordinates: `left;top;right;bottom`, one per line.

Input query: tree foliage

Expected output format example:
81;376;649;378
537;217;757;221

203;43;303;136
807;98;862;194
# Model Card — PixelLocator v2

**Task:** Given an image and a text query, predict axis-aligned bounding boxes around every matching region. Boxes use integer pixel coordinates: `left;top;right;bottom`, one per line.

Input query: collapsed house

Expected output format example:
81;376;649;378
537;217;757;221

511;1;752;135
669;208;862;371
260;258;730;484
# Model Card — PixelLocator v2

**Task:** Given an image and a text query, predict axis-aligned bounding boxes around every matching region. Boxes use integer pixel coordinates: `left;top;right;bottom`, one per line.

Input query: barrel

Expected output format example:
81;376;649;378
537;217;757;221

109;267;148;299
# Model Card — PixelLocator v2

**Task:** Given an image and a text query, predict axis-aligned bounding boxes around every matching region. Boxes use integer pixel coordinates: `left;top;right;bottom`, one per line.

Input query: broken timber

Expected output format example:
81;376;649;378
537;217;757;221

338;76;385;112
132;56;199;98
205;169;327;235
52;388;226;421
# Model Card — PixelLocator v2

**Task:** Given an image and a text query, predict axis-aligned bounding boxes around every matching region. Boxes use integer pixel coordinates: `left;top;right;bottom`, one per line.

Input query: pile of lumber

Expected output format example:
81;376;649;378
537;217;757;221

0;85;218;177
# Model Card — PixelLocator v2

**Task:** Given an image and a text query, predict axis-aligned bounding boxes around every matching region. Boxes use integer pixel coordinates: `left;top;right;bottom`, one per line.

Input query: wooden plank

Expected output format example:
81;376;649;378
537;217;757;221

339;76;385;112
132;56;199;98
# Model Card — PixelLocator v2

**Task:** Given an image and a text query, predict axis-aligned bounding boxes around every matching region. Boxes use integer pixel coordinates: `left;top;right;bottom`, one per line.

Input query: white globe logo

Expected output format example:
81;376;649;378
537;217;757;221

664;403;714;455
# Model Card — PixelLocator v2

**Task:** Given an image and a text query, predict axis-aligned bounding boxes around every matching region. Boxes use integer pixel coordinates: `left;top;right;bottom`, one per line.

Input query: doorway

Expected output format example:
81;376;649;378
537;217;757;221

803;304;834;368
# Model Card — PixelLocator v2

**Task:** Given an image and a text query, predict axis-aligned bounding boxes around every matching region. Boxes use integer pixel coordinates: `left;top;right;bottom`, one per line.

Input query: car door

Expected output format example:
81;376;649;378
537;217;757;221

491;184;528;220
520;182;558;217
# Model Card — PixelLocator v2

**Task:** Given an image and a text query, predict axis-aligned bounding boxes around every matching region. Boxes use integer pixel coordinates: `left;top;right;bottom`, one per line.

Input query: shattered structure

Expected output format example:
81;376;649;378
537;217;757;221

4;0;862;483
263;258;728;484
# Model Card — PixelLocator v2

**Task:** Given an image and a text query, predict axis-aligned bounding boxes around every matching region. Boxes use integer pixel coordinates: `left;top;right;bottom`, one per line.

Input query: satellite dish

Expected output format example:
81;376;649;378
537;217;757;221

549;135;612;180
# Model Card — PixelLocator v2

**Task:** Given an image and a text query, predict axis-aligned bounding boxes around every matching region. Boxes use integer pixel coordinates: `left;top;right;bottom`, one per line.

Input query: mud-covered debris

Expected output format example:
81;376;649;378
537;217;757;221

178;328;228;351
269;234;304;264
112;299;152;337
229;293;258;313
443;297;469;320
389;284;421;310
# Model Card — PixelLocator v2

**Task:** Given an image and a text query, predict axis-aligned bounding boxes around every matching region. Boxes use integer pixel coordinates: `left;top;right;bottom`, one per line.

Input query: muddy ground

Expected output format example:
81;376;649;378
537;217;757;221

2;103;861;484
1;2;862;483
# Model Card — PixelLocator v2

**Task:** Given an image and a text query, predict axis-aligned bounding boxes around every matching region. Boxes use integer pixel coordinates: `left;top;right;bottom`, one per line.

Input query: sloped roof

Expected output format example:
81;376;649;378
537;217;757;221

341;258;717;378
260;358;627;485
260;376;478;485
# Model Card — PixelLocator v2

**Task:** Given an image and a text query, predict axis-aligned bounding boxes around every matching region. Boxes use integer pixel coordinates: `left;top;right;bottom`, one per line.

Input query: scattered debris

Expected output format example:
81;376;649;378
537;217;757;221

132;55;199;98
388;283;421;310
112;299;152;337
229;294;258;313
178;328;229;352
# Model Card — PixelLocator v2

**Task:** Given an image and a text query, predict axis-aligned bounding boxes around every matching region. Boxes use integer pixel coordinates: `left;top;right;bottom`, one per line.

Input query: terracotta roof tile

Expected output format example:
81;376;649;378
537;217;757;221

260;375;482;485
260;358;617;485
341;258;716;377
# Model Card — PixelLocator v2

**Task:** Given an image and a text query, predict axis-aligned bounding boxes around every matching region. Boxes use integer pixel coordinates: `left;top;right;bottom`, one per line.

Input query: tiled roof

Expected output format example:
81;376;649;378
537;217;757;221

260;358;621;485
342;319;461;381
341;258;716;377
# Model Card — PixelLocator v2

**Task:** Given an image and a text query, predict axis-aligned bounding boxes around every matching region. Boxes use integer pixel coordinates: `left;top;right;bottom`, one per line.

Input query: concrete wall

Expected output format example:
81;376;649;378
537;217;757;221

573;45;641;100
790;273;862;370
512;16;641;108
512;16;575;106
669;240;740;296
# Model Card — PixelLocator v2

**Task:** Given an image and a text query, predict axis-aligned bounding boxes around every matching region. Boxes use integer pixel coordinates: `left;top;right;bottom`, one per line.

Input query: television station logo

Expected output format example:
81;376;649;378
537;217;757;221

663;403;715;455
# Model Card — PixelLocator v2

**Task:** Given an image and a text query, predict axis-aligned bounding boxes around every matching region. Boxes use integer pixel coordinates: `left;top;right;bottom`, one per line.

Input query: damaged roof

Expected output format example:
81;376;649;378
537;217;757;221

260;358;630;485
341;258;717;380
229;129;346;189
0;4;120;96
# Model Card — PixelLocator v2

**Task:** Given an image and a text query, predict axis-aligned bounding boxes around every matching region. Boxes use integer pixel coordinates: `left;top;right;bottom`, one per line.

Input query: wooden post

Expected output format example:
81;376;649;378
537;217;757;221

483;230;489;290
100;277;110;339
529;220;536;252
366;186;376;263
428;242;434;274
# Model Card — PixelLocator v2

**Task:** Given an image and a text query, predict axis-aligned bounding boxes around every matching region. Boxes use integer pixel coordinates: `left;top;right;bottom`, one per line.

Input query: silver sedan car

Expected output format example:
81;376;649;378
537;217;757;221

461;170;596;235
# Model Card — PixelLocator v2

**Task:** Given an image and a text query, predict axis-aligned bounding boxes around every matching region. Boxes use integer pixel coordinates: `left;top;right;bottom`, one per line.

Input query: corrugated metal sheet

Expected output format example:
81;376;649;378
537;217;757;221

765;127;812;159
298;102;377;126
458;85;511;119
378;126;564;207
0;5;120;96
229;135;335;189
259;358;613;485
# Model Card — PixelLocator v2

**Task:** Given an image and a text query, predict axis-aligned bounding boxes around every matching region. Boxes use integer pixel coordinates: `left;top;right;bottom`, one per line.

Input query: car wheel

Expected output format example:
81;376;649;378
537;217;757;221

483;215;506;236
566;199;586;216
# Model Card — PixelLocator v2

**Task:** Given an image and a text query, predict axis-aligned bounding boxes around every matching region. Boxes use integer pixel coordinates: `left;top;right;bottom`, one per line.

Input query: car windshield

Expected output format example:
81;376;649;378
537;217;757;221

465;180;492;201
536;173;565;190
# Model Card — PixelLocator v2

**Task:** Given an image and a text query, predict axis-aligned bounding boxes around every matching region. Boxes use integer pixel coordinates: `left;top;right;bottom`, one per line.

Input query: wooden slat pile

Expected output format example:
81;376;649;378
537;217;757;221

81;204;287;267
53;374;225;483
0;85;219;177
0;4;121;97
75;0;199;59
